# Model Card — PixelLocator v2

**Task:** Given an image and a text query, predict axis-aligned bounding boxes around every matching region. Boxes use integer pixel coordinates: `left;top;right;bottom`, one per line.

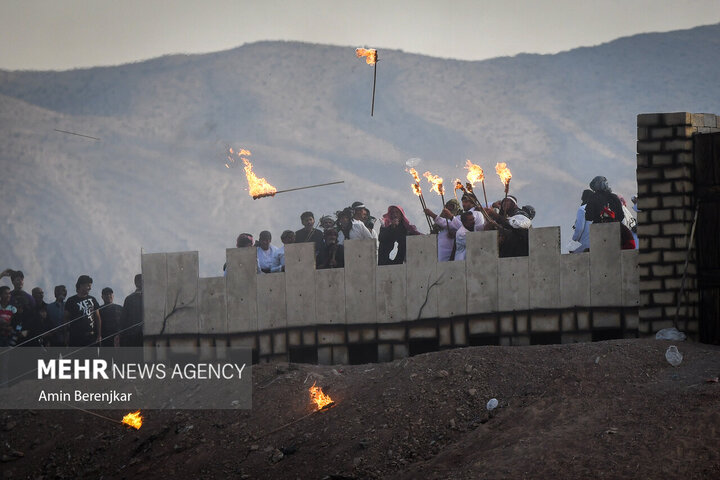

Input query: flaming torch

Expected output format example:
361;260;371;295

424;171;450;229
355;48;378;116
122;410;143;430
406;167;434;232
465;160;489;207
495;162;512;200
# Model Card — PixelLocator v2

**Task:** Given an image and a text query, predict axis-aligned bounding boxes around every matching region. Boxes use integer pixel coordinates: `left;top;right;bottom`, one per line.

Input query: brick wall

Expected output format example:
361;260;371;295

636;112;720;337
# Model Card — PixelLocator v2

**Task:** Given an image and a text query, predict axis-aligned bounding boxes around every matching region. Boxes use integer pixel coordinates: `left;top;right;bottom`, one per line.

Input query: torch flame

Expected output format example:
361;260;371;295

495;162;512;187
411;183;422;196
355;48;378;65
454;179;465;192
309;382;334;410
242;152;277;198
465;160;485;185
406;168;423;196
122;410;143;430
423;171;445;196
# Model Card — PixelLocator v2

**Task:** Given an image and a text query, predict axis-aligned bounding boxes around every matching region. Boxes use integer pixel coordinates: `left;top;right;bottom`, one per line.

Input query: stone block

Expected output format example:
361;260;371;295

347;329;359;343
638;184;649;194
529;227;561;309
439;325;452;346
273;333;287;354
674;126;694;138
344;238;377;324
637;165;661;178
672;209;689;222
651;237;672;250
638;307;662;319
663;140;692;151
637;127;649;140
662;223;688;236
512;336;531;346
621;251;639;307
303;329;316;345
285;242;317;327
405;235;438;320
638;224;659;236
652;292;675;305
515;314;528;333
288;330;301;346
318;328;345;345
501;316;514;333
562;311;575;331
361;328;376;342
625;312;639;329
650;182;672;194
662;112;691;126
436;260;467;318
466;230;499;314
225;247;259;333
577;311;590;330
378;344;392;362
199;277;227;335
332;346;349;365
593;311;620;328
652;265;674;277
661;196;685;208
257;273;286;331
163;251;200;335
378;327;405;341
650;209;672;222
258;334;272;355
663;251;688;263
409;326;437;338
453;321;467;345
561;252;590;307
650;127;673;139
376;264;406;323
651;154;674;166
318;346;332;365
664;167;691;180
468;317;496;334
637;154;649;167
498;257;529;311
590;223;622;306
676;152;693;165
637;113;662;126
637;196;659;209
530;314;559;332
393;344;409;360
316;268;346;325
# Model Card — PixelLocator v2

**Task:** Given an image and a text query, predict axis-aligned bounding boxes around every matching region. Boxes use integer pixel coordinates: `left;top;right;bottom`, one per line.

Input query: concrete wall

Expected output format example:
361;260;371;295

143;223;638;362
636;112;720;338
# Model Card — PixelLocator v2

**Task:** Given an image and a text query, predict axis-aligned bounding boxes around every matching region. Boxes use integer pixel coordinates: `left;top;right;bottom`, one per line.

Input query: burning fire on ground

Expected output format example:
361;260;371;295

309;382;334;410
122;410;143;430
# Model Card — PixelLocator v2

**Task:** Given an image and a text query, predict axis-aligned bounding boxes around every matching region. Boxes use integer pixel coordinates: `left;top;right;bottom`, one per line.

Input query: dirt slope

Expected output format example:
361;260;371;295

2;339;719;479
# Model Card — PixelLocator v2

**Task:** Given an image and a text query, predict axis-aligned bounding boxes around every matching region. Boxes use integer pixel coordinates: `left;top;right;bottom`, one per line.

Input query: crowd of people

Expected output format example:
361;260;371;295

0;269;143;350
229;175;637;275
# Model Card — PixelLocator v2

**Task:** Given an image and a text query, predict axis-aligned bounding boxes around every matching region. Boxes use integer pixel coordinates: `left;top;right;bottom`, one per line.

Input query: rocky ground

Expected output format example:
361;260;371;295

2;339;719;479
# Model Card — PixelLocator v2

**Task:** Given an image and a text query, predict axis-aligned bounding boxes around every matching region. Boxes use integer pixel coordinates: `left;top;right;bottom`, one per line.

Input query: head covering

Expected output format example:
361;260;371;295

590;176;611;193
382;205;421;235
351;201;365;211
521;205;536;220
445;199;460;216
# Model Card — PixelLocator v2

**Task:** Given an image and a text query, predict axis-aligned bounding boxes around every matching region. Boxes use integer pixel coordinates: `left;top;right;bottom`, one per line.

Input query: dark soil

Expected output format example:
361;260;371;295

2;339;719;479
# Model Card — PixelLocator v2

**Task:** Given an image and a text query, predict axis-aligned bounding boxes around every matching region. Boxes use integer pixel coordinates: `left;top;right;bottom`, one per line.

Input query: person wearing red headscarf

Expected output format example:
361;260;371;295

378;205;422;265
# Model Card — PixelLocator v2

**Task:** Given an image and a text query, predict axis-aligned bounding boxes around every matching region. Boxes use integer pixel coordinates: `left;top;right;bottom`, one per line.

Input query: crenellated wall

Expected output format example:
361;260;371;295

141;223;639;363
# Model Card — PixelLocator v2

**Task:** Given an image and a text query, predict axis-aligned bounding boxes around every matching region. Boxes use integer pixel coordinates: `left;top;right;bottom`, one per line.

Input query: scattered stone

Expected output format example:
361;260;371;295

270;449;285;464
468;388;477;397
436;370;450;378
249;444;259;451
353;456;362;467
465;364;473;373
449;418;456;429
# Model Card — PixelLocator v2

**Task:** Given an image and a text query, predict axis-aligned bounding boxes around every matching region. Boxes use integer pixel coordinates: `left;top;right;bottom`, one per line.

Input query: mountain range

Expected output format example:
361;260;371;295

1;24;719;300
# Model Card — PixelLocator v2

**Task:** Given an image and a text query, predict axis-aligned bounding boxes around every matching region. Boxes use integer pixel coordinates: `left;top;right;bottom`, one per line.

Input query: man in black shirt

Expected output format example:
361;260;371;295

120;274;144;347
100;287;123;347
294;211;323;253
64;275;102;347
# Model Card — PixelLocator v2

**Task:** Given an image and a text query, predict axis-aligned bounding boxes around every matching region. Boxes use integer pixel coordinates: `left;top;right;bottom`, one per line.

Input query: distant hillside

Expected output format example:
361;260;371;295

1;24;719;299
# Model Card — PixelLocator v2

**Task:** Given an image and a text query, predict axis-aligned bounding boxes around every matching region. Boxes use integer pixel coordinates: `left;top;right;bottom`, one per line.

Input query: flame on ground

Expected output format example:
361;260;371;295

495;162;512;187
355;48;378;65
423;171;445;196
242;153;277;198
309;382;334;410
465;160;485;185
122;410;143;429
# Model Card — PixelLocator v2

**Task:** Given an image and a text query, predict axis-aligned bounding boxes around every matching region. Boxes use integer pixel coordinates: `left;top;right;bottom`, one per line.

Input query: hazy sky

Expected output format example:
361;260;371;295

2;0;719;70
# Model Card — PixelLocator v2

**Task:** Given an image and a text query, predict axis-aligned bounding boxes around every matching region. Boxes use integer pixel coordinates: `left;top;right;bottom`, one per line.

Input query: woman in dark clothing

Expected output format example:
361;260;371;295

377;205;421;265
585;176;625;224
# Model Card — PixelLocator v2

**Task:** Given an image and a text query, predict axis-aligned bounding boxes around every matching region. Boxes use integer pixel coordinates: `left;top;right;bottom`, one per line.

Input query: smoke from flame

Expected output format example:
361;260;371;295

309;382;334;410
423;171;445;196
122;410;143;429
495;162;512;186
241;151;277;198
465;160;485;185
355;48;378;65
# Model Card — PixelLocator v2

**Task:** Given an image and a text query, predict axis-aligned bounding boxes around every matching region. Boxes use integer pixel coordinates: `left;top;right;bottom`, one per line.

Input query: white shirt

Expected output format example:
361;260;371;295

257;245;282;273
572;205;591;253
434;214;459;262
451;211;485;261
349;218;377;241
